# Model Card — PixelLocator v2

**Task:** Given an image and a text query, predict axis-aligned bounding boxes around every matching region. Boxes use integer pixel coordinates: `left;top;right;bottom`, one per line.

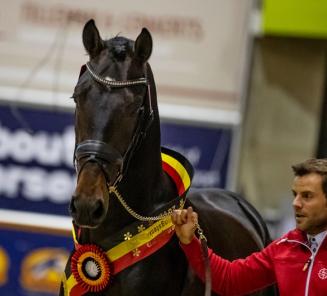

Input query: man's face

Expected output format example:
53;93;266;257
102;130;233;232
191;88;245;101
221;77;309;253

292;173;327;235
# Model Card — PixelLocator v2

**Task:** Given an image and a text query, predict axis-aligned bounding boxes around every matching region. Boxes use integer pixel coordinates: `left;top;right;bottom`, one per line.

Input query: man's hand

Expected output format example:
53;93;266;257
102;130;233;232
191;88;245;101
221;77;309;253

171;206;198;245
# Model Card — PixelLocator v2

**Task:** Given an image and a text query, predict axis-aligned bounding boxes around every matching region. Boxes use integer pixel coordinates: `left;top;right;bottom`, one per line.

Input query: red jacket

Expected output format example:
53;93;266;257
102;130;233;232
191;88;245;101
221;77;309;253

181;229;327;296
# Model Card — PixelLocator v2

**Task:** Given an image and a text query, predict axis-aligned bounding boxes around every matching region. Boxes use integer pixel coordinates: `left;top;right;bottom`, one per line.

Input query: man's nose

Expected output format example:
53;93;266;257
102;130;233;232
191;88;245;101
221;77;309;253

293;195;302;208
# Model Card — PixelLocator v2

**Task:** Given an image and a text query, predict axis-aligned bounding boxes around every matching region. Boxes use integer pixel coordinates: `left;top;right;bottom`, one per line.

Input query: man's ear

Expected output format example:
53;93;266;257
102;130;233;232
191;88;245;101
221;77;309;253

134;28;152;63
82;19;104;59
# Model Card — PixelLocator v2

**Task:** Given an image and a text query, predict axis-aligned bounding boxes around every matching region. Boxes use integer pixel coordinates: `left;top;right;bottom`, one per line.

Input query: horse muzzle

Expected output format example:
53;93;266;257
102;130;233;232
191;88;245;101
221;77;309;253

70;192;108;228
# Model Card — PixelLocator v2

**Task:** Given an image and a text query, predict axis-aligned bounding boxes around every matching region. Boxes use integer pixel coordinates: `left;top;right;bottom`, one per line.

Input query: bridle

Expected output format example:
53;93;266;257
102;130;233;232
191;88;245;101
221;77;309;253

74;62;154;188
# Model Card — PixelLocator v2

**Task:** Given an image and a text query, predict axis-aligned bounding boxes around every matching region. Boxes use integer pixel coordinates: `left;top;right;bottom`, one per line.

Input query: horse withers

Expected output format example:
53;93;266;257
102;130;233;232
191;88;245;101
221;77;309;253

60;19;277;296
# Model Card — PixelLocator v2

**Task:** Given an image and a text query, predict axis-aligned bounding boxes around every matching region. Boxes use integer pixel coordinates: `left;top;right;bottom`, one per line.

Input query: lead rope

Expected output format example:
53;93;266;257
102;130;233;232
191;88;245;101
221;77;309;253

196;223;211;296
109;185;211;295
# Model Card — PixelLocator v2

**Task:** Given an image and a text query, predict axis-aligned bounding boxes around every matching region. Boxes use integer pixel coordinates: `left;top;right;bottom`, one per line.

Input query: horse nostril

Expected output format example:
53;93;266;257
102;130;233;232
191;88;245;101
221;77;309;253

92;200;104;219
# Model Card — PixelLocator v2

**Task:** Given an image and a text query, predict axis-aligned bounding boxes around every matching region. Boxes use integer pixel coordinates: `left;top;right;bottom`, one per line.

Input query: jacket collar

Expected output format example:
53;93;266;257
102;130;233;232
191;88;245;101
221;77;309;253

283;229;307;242
278;228;327;249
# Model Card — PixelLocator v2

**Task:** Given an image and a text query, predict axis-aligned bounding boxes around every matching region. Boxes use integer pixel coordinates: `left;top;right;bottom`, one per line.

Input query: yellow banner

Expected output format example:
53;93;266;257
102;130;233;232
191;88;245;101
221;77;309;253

262;0;327;38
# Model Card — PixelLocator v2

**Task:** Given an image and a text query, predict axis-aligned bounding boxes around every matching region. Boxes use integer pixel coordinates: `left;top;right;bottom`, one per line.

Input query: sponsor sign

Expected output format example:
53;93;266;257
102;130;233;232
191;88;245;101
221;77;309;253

0;226;72;296
0;104;75;216
0;0;251;113
0;246;9;286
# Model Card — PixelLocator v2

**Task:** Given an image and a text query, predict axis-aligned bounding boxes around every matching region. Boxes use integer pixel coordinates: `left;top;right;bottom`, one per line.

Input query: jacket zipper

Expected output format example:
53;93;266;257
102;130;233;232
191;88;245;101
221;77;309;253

278;239;313;296
302;256;312;272
304;253;316;296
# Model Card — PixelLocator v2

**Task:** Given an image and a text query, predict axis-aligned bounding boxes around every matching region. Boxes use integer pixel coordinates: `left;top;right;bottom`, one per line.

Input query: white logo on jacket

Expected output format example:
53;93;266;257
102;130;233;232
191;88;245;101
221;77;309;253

318;268;327;280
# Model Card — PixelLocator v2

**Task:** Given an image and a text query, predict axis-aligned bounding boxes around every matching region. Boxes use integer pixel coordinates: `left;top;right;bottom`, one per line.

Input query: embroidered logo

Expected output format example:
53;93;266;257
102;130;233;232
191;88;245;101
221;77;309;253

318;268;327;280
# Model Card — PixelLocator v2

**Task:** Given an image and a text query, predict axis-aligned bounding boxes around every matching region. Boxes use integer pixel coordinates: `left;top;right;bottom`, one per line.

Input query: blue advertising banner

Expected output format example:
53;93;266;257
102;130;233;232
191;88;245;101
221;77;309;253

0;104;232;217
0;226;72;296
0;105;75;216
161;121;231;189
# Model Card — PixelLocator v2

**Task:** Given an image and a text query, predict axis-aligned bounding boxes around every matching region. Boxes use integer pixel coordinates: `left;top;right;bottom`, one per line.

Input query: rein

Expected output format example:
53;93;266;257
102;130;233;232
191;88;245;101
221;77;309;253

73;62;211;296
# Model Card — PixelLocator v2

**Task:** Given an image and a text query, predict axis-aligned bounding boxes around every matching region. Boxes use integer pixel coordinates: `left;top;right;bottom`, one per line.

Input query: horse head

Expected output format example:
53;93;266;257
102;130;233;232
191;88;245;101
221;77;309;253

70;20;157;229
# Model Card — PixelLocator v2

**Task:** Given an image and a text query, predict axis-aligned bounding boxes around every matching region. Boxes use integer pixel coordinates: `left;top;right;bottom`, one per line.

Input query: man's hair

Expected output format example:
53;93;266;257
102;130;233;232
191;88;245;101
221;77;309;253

292;159;327;196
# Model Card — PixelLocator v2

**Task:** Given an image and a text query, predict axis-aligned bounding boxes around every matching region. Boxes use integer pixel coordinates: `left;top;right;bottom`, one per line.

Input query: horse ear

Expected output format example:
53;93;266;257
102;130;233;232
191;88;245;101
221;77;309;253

134;28;152;62
82;19;104;59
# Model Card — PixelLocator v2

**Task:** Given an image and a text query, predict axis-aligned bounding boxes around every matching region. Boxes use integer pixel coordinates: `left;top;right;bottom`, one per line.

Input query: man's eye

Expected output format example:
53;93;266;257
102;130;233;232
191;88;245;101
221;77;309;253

302;193;312;199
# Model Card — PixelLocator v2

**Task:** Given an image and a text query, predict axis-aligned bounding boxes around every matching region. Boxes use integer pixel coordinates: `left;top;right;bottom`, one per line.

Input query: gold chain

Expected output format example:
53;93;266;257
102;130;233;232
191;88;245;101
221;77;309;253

109;185;208;242
109;185;184;222
195;223;207;241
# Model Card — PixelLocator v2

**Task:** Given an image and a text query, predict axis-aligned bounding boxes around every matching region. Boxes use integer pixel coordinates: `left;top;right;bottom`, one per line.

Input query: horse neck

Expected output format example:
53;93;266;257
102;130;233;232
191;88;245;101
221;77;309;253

121;117;175;206
119;65;176;207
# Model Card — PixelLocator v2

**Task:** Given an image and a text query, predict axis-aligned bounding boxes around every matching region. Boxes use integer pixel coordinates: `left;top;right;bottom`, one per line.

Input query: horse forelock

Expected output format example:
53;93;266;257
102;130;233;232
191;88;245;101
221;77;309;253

102;36;134;62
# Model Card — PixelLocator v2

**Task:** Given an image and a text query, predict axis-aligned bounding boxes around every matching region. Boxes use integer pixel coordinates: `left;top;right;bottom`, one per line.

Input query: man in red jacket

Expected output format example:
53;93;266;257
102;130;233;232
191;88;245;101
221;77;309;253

172;158;327;295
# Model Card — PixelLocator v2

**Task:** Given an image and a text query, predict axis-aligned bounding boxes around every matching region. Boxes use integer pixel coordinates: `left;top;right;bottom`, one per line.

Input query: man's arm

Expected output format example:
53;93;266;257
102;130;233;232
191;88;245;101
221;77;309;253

172;207;276;295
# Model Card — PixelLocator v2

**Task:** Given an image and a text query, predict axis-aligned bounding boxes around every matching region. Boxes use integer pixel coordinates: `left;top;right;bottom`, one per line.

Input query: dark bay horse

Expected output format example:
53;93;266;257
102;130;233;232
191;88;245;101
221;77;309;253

60;19;276;296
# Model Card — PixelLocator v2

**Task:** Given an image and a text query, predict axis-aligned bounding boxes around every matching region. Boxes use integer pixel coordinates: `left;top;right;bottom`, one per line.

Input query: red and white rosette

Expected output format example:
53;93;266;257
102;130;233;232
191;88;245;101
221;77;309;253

71;244;111;293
